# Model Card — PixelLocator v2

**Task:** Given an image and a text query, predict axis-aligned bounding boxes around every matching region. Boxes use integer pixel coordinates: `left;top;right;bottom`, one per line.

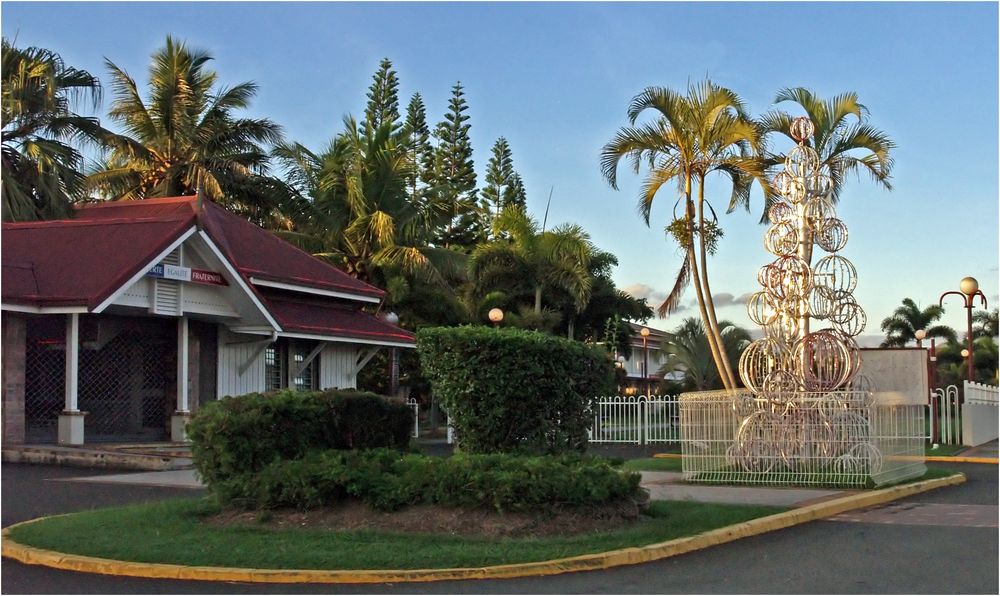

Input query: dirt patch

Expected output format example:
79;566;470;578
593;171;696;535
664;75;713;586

207;499;647;538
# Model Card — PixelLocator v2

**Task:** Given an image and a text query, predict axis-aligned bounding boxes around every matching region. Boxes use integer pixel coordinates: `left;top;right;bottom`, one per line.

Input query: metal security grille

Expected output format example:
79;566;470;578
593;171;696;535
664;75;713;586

78;321;172;442
24;316;66;443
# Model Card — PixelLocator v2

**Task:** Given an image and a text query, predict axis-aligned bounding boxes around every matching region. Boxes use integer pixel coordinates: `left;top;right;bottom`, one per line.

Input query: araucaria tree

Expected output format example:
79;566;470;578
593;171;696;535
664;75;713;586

2;39;109;221
364;58;400;132
403;93;435;205
480;137;527;237
89;36;285;222
601;81;766;390
432;82;478;248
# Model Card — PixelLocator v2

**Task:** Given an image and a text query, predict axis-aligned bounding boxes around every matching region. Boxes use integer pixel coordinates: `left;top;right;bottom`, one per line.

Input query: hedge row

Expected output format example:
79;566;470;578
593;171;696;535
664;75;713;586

417;326;616;454
188;390;413;484
212;448;643;512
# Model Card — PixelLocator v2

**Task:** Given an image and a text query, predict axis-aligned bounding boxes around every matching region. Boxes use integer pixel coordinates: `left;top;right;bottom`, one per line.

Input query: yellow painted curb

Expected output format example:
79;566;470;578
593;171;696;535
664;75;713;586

1;473;965;584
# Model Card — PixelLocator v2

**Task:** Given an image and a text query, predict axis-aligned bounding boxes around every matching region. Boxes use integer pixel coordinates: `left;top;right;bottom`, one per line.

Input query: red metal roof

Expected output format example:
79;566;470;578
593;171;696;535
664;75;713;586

2;196;409;346
263;293;415;345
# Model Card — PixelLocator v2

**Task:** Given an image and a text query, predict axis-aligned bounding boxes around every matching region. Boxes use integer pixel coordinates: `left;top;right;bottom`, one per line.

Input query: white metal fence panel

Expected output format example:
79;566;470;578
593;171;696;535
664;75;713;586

931;385;961;445
589;395;680;445
406;398;419;438
962;381;998;446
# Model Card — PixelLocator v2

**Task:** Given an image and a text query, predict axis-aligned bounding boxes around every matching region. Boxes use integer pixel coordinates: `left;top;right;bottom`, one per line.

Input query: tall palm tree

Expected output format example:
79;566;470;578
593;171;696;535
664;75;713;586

2;39;109;221
972;308;999;339
601;80;767;389
659;318;752;391
758;88;895;219
469;204;594;319
88;36;285;223
880;298;957;347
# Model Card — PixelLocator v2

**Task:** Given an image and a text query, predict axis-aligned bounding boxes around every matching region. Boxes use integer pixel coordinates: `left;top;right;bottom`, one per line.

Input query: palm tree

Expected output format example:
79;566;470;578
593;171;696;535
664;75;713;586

659;318;752;391
273;116;465;288
601;80;767;390
469;204;594;322
759;88;895;219
88;36;285;223
880;298;957;347
2;39;109;221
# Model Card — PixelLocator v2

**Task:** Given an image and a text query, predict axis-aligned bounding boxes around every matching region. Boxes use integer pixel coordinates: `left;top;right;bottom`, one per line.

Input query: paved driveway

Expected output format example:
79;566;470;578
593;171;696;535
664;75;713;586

2;462;997;594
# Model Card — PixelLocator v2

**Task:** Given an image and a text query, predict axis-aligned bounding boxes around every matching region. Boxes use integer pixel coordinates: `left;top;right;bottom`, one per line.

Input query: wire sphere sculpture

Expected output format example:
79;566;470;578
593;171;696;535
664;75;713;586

789;116;815;143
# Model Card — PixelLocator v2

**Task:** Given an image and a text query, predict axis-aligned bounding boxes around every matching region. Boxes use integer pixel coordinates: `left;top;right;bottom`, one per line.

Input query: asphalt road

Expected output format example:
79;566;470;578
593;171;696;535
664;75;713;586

1;461;996;594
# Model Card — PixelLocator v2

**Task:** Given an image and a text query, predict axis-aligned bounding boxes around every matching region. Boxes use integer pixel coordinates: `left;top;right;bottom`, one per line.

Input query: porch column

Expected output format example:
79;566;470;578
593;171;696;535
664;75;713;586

171;317;192;441
58;313;85;445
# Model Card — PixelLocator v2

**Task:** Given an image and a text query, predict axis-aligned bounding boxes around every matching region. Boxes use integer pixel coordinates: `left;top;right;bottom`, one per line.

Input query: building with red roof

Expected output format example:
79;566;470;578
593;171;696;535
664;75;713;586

1;196;414;445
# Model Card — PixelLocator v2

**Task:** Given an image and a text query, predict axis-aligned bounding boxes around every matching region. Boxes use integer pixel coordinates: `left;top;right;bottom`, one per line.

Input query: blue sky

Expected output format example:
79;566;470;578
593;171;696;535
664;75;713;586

3;2;997;343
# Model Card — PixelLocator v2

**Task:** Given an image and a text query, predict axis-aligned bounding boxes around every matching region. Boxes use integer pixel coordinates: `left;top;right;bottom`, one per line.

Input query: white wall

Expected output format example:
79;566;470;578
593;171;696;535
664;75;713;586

962;381;999;446
319;344;358;389
858;348;928;406
216;327;266;398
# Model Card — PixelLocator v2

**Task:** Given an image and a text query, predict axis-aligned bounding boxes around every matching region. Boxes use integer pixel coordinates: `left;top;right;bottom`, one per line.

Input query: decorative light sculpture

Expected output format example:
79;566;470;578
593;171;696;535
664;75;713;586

730;116;876;475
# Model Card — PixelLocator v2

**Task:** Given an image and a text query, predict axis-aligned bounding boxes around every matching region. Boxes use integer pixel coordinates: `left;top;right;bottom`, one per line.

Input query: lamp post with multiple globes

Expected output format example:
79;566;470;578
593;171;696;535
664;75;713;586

939;277;988;383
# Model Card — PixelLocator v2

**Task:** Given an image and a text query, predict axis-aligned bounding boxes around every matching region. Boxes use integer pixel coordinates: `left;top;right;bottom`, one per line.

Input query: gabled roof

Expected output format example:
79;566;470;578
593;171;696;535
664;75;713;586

2;196;410;346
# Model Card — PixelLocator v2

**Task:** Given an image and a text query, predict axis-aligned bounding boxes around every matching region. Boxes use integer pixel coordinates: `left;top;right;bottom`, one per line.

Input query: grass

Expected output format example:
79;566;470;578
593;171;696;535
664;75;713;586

926;444;966;457
8;498;784;570
622;457;683;472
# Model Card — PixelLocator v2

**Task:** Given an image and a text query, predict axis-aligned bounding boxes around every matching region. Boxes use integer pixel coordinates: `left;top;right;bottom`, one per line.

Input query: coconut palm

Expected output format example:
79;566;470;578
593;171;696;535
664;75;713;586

880;298;957;347
601;80;767;389
469;204;594;319
658;318;752;391
972;308;999;339
758;88;895;216
273;116;465;288
2;39;110;221
88;36;285;223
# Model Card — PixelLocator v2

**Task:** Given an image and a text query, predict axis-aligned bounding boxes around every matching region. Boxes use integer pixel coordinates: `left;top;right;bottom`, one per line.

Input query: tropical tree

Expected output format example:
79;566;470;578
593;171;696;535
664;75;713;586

403;92;435;205
973;308;999;339
88;36;285;222
431;82;478;248
479;137;527;236
2;39;109;221
880;298;957;347
469;205;594;324
600;80;767;390
658;318;752;391
364;58;400;132
759;88;895;216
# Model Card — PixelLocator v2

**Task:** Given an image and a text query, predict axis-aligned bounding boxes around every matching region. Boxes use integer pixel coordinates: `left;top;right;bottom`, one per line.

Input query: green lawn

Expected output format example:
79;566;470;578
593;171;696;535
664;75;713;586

622;457;683;472
8;499;784;570
926;444;966;457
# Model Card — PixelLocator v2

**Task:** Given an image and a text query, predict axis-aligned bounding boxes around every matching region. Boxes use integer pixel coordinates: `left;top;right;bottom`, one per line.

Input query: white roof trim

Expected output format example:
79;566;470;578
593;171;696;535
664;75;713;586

194;230;282;332
92;227;198;313
279;331;414;349
249;277;382;304
1;303;88;314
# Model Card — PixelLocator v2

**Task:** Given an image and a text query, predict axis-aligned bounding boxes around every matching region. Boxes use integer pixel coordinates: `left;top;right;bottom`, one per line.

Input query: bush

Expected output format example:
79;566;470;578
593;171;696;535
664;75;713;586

188;390;413;484
214;449;643;513
417;326;615;454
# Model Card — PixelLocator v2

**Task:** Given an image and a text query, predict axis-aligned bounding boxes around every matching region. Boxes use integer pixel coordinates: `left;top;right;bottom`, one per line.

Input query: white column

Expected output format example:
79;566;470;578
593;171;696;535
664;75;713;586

177;317;189;412
64;313;79;411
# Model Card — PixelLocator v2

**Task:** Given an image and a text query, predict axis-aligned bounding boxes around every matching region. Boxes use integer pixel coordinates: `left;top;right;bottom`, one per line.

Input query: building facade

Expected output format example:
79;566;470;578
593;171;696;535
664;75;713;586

1;197;414;445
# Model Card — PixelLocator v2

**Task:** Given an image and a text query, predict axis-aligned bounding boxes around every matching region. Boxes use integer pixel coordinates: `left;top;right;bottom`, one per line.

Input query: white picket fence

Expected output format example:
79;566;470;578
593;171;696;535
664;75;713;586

589;395;681;445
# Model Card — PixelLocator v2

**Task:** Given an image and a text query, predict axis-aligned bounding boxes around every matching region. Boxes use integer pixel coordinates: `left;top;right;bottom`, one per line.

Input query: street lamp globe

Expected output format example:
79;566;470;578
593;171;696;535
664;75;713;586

914;329;926;341
488;308;504;324
616;355;626;367
961;349;970;358
382;311;400;325
960;277;979;296
640;327;650;337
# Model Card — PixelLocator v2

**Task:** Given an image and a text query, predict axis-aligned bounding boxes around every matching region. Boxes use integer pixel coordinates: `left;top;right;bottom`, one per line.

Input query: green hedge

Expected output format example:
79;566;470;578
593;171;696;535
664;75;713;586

214;449;643;512
417;326;615;454
188;390;413;484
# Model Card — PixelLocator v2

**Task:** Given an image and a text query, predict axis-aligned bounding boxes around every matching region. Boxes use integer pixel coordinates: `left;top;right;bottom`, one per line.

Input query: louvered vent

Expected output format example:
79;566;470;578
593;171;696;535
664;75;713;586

151;247;182;315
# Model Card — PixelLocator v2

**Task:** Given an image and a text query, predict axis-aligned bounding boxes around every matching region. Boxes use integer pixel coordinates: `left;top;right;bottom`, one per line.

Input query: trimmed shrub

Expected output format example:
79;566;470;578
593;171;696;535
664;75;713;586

214;449;643;512
417;326;616;454
188;390;413;484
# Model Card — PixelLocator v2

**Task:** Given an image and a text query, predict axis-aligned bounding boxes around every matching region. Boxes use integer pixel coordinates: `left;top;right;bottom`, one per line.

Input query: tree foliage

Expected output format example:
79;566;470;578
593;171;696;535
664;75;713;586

880;298;956;348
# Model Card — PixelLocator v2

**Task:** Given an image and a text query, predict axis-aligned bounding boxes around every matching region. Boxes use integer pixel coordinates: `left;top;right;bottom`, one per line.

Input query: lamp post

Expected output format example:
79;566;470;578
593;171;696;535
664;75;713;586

488;308;504;327
640;327;650;396
382;312;400;396
615;355;626;394
939;276;988;383
914;329;926;348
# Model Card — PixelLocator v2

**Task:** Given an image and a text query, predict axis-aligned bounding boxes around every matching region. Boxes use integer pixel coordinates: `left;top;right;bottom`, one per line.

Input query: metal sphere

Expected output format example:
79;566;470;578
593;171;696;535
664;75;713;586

793;330;853;392
785;145;820;178
768;200;794;224
960;277;979;296
816;218;848;253
765;221;799;256
789;117;815;143
747;290;778;326
739;337;790;394
813;254;857;299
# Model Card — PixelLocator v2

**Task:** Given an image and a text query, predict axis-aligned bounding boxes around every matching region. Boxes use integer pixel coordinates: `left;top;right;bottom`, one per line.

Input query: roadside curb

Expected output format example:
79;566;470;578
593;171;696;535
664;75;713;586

1;473;966;584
